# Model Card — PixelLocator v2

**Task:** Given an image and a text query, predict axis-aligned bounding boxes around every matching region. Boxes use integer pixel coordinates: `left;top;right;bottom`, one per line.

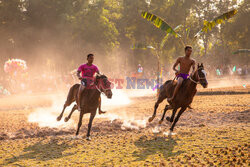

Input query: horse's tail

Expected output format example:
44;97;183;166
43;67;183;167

65;84;80;105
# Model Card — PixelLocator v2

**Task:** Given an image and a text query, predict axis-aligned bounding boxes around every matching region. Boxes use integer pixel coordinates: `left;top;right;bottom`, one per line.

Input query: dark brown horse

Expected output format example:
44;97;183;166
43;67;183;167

149;63;208;134
57;74;112;140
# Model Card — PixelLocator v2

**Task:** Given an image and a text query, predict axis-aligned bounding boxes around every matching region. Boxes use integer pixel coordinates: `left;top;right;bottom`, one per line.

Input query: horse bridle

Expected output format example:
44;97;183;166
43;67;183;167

189;76;199;84
95;85;104;94
189;67;206;84
95;77;110;95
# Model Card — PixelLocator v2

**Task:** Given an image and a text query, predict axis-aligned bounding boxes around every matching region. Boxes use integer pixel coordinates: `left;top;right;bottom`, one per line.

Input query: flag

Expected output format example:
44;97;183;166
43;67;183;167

232;66;236;72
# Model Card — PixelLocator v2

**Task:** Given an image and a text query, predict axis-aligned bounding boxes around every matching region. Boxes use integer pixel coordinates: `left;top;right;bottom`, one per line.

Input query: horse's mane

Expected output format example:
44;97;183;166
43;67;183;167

95;74;108;86
189;69;199;81
96;74;107;79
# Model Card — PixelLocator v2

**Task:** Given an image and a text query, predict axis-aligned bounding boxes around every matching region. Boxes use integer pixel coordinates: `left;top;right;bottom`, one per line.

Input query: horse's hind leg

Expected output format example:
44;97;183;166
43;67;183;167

166;108;178;123
57;101;71;121
86;111;96;140
57;84;78;121
148;94;166;122
159;105;170;124
170;107;187;132
64;104;77;122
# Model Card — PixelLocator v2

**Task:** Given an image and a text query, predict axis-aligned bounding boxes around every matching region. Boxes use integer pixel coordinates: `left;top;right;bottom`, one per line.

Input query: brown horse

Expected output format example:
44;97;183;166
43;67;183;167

149;63;208;134
57;74;112;140
56;84;106;122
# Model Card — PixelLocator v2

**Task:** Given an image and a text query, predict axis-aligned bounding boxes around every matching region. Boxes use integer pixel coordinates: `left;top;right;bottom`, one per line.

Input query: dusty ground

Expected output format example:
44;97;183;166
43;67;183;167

0;86;249;166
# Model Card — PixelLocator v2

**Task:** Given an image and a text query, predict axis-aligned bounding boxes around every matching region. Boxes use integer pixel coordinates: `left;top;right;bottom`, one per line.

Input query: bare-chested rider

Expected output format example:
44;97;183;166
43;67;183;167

167;46;195;102
77;54;105;114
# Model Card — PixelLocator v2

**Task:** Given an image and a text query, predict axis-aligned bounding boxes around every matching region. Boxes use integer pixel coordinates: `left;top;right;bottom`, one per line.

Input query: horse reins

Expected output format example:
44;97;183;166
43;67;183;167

172;76;177;83
189;67;206;84
95;81;110;95
189;76;199;84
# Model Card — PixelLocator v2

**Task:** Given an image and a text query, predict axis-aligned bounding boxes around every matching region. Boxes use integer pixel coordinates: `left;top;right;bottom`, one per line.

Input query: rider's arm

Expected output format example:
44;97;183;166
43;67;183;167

95;66;100;75
173;57;181;72
191;59;196;73
77;70;82;79
190;59;196;76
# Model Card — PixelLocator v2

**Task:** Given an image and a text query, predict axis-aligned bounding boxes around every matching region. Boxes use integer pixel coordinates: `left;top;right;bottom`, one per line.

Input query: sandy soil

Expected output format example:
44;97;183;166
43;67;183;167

0;86;249;166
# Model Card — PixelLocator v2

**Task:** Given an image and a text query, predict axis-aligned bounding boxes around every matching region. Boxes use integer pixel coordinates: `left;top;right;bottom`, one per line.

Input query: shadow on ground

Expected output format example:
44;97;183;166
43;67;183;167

3;138;74;165
133;135;184;161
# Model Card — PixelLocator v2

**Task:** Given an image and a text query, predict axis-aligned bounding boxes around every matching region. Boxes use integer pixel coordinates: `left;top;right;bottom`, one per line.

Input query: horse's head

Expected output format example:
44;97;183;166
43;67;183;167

95;74;113;99
197;63;208;88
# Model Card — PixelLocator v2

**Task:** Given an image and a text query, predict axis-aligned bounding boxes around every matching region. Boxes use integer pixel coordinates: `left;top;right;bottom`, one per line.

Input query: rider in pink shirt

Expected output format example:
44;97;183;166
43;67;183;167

77;54;100;111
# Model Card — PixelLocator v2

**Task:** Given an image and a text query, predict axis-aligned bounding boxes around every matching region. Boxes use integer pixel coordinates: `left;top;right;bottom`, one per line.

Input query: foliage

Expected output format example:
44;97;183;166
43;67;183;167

194;9;238;38
141;11;180;38
0;0;248;74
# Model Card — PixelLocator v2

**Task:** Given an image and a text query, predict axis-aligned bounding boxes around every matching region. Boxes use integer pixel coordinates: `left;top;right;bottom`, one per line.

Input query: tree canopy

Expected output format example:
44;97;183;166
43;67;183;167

0;0;249;74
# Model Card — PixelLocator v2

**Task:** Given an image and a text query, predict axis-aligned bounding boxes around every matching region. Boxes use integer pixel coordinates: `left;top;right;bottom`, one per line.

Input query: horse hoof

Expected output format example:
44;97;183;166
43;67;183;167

72;135;81;139
99;111;106;115
148;116;155;122
159;120;163;124
163;130;176;136
166;117;171;122
56;116;62;121
86;136;91;141
64;117;69;122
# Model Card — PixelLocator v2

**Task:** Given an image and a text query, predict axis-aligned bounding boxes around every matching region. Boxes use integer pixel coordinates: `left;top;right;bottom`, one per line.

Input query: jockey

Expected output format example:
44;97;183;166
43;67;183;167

76;54;105;114
167;46;196;103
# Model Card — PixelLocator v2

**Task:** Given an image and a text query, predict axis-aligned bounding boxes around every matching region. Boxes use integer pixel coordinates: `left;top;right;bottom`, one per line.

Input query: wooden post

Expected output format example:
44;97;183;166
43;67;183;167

156;51;160;97
157;59;160;96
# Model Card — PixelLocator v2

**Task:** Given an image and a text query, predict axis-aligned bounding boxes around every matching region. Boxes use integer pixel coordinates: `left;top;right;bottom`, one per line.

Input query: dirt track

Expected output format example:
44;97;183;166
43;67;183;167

0;87;249;166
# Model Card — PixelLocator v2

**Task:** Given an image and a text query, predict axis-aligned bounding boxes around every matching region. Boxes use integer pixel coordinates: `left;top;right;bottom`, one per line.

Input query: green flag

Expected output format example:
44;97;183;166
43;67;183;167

232;66;236;72
216;69;221;76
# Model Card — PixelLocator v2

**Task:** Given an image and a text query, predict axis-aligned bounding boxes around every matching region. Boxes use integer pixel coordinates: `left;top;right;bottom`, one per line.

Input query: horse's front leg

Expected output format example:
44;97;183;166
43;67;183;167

86;111;97;140
159;105;170;124
170;107;187;132
75;110;84;136
148;95;165;122
64;104;77;122
98;97;106;114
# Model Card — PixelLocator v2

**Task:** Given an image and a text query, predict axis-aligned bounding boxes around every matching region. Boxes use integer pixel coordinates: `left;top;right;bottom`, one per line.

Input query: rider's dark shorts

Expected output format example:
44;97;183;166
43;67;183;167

81;78;88;86
177;73;189;80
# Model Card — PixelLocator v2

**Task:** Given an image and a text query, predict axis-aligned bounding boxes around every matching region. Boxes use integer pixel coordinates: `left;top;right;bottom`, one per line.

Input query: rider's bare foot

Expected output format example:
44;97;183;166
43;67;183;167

99;110;106;114
167;97;173;103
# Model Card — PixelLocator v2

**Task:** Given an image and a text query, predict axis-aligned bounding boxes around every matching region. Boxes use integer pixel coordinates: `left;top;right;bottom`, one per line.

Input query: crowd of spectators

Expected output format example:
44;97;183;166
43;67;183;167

0;64;249;96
